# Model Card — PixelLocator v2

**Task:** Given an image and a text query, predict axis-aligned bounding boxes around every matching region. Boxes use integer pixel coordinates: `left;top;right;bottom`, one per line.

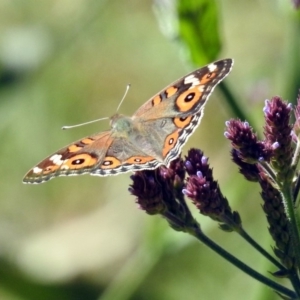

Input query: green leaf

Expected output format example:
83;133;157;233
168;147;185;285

177;0;222;65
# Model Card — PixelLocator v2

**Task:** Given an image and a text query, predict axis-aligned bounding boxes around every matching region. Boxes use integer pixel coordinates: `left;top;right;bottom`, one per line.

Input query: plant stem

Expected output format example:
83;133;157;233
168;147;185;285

281;183;300;272
289;270;300;298
292;138;300;206
291;137;300;169
293;175;300;205
236;227;285;271
185;221;296;299
238;226;300;296
259;161;278;185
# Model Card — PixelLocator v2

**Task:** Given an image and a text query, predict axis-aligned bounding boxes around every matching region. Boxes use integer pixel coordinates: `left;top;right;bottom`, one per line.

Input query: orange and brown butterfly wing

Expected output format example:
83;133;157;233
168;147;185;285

23;131;113;184
132;58;233;165
133;58;233;119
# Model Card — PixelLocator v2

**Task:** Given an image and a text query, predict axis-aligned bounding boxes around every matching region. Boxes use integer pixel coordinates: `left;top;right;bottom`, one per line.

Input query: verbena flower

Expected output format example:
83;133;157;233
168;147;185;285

129;157;192;230
225;96;298;271
225;119;273;164
263;97;294;182
128;95;300;299
183;149;241;230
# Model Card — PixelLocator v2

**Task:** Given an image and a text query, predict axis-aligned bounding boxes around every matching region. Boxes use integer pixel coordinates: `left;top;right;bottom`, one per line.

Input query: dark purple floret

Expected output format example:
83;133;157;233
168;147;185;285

225;119;273;163
263;96;293;180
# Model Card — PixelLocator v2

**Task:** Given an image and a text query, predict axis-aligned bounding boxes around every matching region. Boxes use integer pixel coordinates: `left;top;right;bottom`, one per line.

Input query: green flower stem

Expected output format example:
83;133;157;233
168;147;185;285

290;270;300;297
281;183;300;271
292;138;300;206
291;137;300;169
293;175;300;204
184;220;296;299
258;161;278;185
238;226;300;295
164;210;188;230
176;193;192;217
220;214;285;270
235;227;285;271
237;208;300;295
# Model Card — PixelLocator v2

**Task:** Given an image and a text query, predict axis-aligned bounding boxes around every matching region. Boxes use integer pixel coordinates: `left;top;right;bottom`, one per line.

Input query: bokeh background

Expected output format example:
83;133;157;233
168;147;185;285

0;0;299;299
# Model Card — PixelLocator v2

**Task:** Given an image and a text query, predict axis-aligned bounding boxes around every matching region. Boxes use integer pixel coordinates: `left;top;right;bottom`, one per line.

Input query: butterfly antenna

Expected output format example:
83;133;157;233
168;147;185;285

62;85;130;130
62;117;109;130
116;83;131;113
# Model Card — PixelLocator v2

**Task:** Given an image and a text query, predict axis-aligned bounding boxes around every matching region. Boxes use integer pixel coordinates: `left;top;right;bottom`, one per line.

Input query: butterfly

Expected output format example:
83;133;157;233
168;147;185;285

23;58;233;184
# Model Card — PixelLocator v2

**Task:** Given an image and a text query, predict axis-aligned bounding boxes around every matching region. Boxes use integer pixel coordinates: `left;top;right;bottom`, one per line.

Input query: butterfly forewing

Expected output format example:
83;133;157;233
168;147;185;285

132;58;233;166
133;58;233;119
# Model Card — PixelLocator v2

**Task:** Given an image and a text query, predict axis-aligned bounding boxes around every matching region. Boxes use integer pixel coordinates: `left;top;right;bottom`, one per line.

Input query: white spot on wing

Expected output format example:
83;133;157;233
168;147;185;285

184;74;200;86
207;63;217;72
49;154;64;165
198;85;205;92
33;167;43;174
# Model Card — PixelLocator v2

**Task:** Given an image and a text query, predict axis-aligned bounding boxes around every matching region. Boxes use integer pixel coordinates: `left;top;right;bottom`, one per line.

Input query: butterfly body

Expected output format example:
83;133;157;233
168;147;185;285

23;58;233;184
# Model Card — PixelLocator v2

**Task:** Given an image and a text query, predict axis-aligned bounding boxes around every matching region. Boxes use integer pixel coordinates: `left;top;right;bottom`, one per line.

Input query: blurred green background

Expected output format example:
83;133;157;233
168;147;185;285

0;0;299;299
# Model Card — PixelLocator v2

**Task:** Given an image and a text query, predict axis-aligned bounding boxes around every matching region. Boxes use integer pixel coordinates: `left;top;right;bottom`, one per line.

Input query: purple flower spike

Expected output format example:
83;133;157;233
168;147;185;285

225;119;273;163
293;0;300;9
263;96;293;181
185;149;210;176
